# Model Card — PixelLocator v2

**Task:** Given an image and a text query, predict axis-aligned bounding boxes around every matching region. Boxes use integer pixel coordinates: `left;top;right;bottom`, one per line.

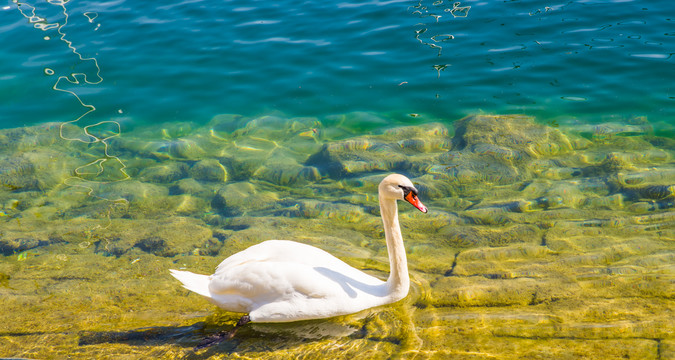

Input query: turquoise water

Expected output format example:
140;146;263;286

1;0;673;129
1;1;674;359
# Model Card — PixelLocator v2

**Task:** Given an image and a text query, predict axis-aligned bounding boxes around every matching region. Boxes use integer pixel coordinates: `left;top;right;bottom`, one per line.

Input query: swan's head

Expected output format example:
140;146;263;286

379;174;428;213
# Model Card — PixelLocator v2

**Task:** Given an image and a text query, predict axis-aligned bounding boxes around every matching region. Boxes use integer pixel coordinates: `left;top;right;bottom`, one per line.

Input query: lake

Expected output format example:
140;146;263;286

0;0;673;359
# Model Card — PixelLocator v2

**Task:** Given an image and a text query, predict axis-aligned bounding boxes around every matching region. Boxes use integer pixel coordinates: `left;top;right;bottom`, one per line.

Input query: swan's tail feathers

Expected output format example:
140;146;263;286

170;269;212;298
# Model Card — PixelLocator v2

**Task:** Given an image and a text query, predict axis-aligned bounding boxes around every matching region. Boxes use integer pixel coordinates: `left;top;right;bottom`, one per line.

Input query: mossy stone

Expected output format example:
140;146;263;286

138;162;188;183
190;159;228;182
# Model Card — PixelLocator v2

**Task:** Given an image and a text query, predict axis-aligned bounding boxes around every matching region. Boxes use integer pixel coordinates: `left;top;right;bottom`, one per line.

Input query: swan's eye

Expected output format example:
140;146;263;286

398;185;418;196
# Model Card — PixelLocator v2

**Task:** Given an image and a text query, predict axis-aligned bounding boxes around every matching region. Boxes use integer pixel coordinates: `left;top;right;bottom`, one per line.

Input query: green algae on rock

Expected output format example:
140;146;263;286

139;162;189;183
0;113;673;359
190;159;228;183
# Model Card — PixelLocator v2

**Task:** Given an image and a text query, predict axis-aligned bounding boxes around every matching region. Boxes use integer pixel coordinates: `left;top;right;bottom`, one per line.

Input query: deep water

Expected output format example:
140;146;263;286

1;0;673;129
0;0;673;359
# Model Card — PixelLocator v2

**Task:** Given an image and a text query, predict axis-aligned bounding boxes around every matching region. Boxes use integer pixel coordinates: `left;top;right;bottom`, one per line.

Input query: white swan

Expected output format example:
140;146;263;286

170;173;427;326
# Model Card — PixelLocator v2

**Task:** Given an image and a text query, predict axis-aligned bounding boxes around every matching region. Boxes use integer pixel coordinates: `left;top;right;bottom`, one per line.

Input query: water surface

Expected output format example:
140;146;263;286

0;0;673;359
1;0;673;128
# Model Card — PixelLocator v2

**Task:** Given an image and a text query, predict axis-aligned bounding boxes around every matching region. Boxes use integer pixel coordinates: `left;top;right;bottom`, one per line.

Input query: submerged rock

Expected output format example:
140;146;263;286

218;153;264;181
206;113;249;133
155;138;207;160
0;237;44;255
190;159;228;182
431;275;541;307
231;115;323;155
0;123;60;152
56;197;130;220
93;216;213;257
275;199;367;223
570;119;653;140
105;180;168;202
306;140;405;178
425;115;578;186
618;168;675;186
383;122;451;138
158;121;196;140
138;162;188;183
211;181;280;216
169;178;210;197
0;218;95;255
306;122;452;179
439;224;542;248
0;156;40;191
173;194;208;216
253;163;321;186
452;114;574;156
305;139;400;178
0;149;79;192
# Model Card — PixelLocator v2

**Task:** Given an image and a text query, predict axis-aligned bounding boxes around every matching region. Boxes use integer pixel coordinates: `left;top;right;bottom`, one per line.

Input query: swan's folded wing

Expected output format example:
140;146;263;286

214;240;346;273
210;260;354;302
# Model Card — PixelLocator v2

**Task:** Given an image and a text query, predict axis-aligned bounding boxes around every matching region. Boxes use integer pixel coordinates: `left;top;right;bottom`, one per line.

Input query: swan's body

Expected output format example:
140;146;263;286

172;240;396;322
170;174;427;323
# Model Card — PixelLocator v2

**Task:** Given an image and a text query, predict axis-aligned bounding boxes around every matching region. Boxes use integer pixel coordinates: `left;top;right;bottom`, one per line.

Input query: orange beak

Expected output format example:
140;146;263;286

405;192;428;213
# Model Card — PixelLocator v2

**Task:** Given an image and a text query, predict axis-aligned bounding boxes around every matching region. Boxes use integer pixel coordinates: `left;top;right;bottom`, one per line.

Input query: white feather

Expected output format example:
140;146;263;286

169;269;211;298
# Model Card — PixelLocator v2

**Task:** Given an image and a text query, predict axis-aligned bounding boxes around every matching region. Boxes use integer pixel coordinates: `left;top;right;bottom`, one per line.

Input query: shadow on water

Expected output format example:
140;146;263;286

77;323;204;349
76;317;361;357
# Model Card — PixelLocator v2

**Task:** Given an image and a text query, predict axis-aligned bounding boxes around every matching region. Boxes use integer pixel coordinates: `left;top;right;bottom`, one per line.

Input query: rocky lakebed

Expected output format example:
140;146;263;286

0;113;673;359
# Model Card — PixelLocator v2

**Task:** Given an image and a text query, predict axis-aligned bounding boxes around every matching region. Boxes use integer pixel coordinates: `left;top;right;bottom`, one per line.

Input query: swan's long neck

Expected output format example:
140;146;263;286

379;195;409;301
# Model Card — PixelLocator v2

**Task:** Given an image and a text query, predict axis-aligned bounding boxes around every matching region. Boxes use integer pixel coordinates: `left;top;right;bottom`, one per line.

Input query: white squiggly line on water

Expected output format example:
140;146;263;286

14;0;129;209
409;1;470;59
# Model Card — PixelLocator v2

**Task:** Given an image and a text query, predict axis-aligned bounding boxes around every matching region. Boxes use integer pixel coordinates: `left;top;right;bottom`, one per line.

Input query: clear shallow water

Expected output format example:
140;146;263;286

0;1;674;359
